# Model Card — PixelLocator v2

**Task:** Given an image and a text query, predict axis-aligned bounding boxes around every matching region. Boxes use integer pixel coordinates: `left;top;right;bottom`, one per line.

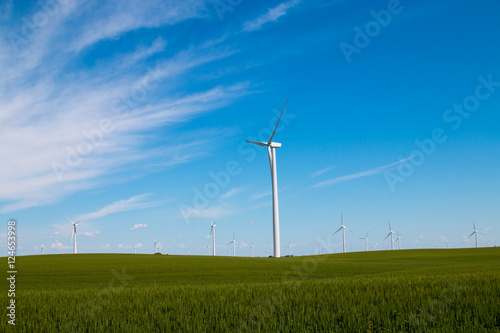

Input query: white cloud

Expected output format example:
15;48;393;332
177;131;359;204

80;195;158;221
312;156;415;188
221;188;244;200
440;236;449;243
68;1;206;52
101;244;111;249
135;243;143;248
0;1;249;213
51;240;70;251
82;231;100;238
118;244;132;249
243;0;301;32
245;220;255;225
310;166;333;178
179;206;232;219
130;223;148;231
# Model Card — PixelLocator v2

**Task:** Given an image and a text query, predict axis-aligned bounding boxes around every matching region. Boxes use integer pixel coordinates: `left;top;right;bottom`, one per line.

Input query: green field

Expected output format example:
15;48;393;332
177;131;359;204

3;248;500;332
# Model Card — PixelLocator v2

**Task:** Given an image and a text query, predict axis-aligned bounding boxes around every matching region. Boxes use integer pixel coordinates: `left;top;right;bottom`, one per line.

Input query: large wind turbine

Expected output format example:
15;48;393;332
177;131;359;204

468;222;482;248
385;222;396;250
360;232;369;251
333;213;352;253
67;217;83;254
210;220;216;256
246;98;288;258
227;233;237;257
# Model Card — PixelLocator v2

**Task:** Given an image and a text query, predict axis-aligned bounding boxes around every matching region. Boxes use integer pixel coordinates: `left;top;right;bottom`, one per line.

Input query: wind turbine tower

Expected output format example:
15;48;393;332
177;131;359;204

67;217;83;254
41;244;45;255
468;222;482;248
385;222;396;250
333;213;352;253
360;232;369;251
246;98;288;258
394;231;402;250
227;233;237;257
210;220;216;256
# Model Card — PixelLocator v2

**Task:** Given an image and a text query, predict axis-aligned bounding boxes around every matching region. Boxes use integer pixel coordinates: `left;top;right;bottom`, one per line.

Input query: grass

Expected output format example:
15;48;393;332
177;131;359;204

2;248;499;332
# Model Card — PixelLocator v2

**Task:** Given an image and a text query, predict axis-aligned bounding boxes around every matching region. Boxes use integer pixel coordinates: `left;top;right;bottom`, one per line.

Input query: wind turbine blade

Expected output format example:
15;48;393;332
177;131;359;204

245;140;268;147
66;216;74;224
473;221;476;230
388;221;391;231
268;98;288;144
384;233;391;240
333;227;342;235
366;232;369;238
468;232;475;238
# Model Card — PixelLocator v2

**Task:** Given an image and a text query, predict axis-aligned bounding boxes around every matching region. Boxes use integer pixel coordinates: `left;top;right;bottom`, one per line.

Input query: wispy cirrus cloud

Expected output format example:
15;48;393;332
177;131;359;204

312;156;415;188
79;194;159;221
243;0;301;32
0;1;248;213
310;166;333;178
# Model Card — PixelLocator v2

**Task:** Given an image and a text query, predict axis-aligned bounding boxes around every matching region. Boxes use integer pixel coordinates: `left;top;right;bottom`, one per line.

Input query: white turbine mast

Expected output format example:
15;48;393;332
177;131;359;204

385;222;396;250
394;231;402;250
333;213;352;253
250;244;255;257
41;244;45;255
468;221;482;248
227;233;237;257
246;98;288;258
360;232;369;251
210;219;216;256
67;217;83;254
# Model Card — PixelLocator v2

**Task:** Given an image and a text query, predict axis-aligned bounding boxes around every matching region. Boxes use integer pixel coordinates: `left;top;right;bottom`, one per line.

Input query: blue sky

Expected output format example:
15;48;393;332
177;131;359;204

0;0;499;256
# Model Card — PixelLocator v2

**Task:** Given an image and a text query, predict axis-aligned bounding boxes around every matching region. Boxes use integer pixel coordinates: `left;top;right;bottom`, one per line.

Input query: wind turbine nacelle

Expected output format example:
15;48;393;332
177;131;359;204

270;142;282;148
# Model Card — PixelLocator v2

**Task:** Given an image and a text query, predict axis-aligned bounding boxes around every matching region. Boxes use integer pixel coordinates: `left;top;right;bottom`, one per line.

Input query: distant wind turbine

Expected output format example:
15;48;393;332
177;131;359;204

41;244;45;255
286;242;292;256
246;98;289;258
250;244;255;258
134;245;136;254
385;222;396;250
468;221;482;248
333;213;352;253
360;232;369;251
185;248;190;255
394;231;402;250
67;217;83;254
204;244;210;255
210;220;216;256
227;233;237;257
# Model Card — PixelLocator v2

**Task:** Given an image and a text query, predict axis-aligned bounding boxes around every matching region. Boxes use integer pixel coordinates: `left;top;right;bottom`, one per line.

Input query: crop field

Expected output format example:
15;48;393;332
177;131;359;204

2;248;499;332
